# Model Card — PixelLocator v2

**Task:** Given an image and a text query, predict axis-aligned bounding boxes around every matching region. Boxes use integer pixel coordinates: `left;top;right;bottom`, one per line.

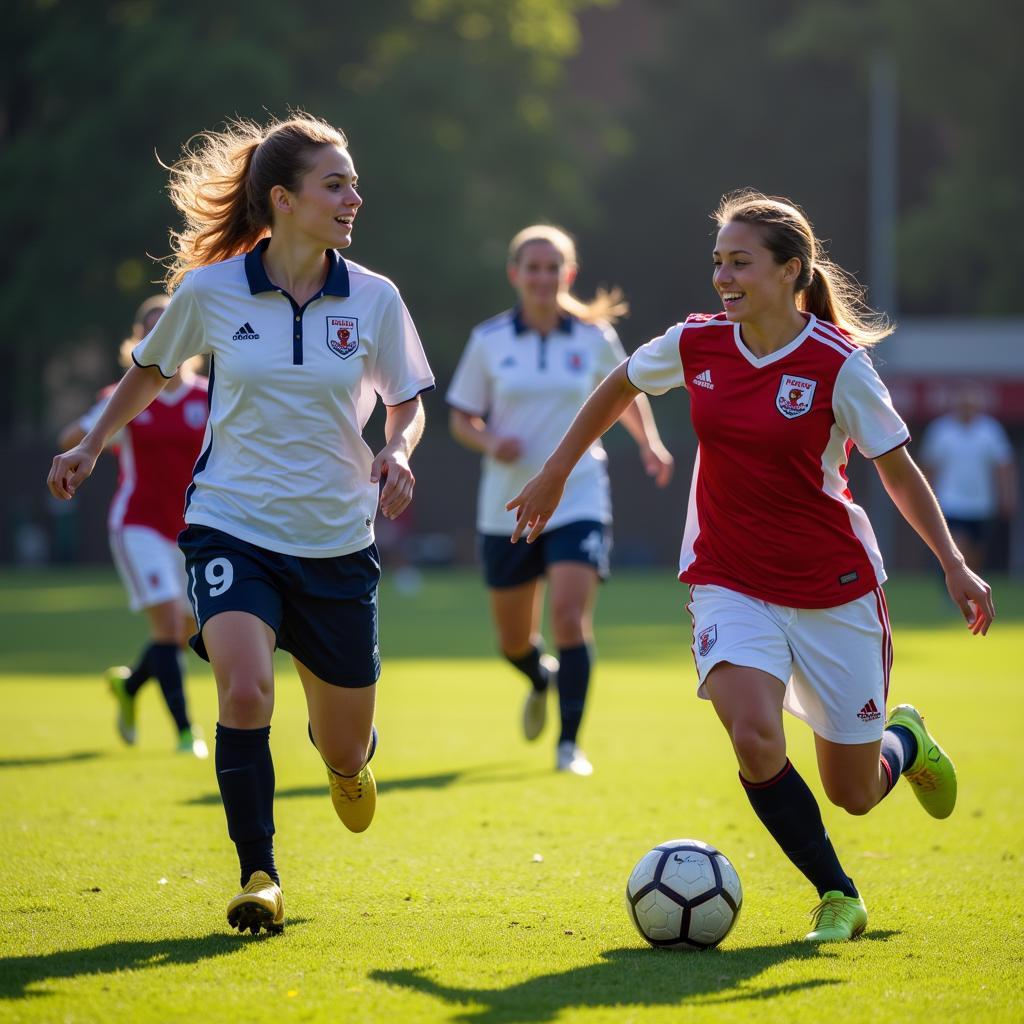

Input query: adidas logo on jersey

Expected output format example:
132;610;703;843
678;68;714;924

856;699;882;722
693;369;714;390
232;322;260;340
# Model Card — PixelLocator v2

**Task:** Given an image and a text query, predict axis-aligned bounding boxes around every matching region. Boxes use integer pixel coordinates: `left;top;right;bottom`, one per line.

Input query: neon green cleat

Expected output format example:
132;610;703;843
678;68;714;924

106;667;137;745
226;870;284;935
886;703;957;819
177;727;209;760
328;764;377;833
804;891;868;942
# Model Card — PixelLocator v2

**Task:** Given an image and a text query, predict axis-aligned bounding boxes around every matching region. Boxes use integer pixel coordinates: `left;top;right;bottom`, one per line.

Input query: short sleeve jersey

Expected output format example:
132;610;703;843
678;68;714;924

627;313;909;608
920;413;1013;519
81;377;209;542
446;309;626;534
132;241;435;558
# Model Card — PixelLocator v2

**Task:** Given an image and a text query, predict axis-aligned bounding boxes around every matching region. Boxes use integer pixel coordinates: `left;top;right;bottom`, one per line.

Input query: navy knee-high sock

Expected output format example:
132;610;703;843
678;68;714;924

215;724;278;887
556;644;591;745
149;643;190;732
507;644;552;694
124;644;154;696
741;759;858;898
878;725;918;797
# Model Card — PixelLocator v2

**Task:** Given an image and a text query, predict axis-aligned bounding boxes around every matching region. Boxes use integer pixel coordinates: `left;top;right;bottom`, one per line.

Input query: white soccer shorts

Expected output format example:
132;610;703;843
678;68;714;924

109;525;189;613
687;583;893;743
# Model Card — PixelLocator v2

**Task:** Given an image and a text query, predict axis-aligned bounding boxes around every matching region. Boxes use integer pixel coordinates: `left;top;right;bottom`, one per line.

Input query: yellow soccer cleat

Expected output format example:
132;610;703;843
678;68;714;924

226;870;284;936
328;764;377;833
887;703;957;819
106;666;137;745
804;891;867;942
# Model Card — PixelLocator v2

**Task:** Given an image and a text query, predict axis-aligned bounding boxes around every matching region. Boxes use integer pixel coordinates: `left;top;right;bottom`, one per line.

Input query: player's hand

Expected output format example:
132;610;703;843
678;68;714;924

639;440;674;488
944;560;995;635
47;442;101;500
506;468;566;544
488;436;523;463
372;447;415;520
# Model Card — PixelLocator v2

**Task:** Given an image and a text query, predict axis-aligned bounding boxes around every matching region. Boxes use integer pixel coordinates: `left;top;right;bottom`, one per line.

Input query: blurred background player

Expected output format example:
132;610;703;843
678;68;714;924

48;113;434;936
448;224;673;775
58;296;208;757
920;380;1017;571
508;191;994;941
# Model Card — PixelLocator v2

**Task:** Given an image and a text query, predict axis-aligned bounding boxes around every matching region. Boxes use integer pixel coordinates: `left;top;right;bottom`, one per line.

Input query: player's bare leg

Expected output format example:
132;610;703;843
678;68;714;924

490;579;556;741
547;561;598;775
204;612;281;934
706;664;864;940
298;661;378;833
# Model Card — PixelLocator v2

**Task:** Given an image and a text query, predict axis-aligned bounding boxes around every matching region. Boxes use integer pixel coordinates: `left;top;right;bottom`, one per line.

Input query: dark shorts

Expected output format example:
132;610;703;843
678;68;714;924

945;516;992;545
179;525;381;688
480;520;612;589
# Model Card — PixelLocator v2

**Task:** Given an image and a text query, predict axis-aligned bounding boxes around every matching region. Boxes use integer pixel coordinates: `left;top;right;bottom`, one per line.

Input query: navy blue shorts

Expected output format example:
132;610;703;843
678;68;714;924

480;520;611;589
179;525;381;688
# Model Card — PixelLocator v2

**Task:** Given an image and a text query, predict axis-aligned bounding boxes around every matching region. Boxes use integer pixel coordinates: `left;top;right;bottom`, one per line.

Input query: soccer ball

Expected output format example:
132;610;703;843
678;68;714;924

625;838;742;950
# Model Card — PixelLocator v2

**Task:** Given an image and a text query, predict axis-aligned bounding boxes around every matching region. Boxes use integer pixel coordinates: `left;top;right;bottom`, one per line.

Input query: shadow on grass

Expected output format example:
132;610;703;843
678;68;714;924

371;933;899;1023
0;921;307;1001
183;763;533;807
0;751;102;770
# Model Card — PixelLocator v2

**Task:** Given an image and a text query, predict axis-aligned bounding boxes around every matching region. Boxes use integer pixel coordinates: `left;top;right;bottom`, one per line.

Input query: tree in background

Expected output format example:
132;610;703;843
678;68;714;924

1;0;612;436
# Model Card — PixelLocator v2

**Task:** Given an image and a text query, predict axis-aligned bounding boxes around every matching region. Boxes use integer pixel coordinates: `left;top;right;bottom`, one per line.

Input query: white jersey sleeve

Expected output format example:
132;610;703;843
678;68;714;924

625;324;685;395
982;416;1014;463
446;331;490;416
371;287;435;405
832;348;910;458
131;275;208;378
595;323;628;378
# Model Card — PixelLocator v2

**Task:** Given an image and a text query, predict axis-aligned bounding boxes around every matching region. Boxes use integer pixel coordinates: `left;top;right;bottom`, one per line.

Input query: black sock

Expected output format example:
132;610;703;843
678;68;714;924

215;724;278;887
124;644;154;696
556;644;591;745
879;725;918;797
507;644;551;694
741;759;858;898
149;643;190;732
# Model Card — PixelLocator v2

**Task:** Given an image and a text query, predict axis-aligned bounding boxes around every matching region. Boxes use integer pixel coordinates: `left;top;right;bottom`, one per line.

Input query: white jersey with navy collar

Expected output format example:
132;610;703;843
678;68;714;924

447;308;626;534
132;241;434;558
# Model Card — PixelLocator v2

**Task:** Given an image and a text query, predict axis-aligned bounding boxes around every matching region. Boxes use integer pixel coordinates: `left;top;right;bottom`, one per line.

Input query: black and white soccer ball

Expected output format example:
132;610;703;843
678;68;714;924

625;838;742;950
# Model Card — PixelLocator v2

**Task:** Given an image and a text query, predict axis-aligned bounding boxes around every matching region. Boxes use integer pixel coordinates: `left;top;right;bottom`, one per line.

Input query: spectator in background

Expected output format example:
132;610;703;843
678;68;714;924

921;382;1017;571
58;296;209;758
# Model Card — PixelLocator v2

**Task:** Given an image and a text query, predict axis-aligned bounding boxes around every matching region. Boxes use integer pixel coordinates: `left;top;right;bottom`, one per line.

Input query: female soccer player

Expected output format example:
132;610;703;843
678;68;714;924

60;296;208;758
508;192;994;941
448;225;673;775
48;113;434;935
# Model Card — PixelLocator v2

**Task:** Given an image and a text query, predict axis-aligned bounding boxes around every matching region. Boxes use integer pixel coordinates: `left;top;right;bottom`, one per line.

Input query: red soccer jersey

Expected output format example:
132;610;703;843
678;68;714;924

82;377;209;542
627;313;909;608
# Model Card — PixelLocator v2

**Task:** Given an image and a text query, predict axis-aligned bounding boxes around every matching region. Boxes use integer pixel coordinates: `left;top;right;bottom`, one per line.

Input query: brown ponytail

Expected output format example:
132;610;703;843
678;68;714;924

507;224;629;326
714;190;893;347
164;113;348;291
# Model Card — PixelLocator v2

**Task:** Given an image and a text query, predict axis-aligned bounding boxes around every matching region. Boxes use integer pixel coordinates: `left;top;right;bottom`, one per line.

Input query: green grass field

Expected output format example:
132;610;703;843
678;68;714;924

1;569;1022;1023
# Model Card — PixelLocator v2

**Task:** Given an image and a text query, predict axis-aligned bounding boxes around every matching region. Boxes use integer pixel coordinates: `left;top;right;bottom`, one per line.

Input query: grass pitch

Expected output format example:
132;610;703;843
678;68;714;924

1;568;1022;1023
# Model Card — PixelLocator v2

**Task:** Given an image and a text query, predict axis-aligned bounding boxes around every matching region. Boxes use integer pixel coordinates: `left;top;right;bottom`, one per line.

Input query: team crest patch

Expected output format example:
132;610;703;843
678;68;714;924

776;374;817;418
327;316;360;359
697;624;718;657
566;350;586;372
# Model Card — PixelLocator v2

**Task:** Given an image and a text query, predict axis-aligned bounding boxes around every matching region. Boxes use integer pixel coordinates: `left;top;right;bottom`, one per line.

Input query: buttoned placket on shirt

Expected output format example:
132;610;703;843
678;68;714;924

243;237;351;365
511;307;573;371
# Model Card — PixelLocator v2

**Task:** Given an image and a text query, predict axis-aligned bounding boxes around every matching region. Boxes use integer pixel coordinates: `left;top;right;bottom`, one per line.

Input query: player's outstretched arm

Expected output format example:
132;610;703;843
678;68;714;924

373;396;425;520
874;445;995;634
507;362;641;543
47;363;168;500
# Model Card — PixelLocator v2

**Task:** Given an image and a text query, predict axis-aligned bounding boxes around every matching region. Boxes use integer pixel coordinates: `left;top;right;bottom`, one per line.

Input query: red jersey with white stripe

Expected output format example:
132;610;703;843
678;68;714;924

81;377;209;542
627;313;909;608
